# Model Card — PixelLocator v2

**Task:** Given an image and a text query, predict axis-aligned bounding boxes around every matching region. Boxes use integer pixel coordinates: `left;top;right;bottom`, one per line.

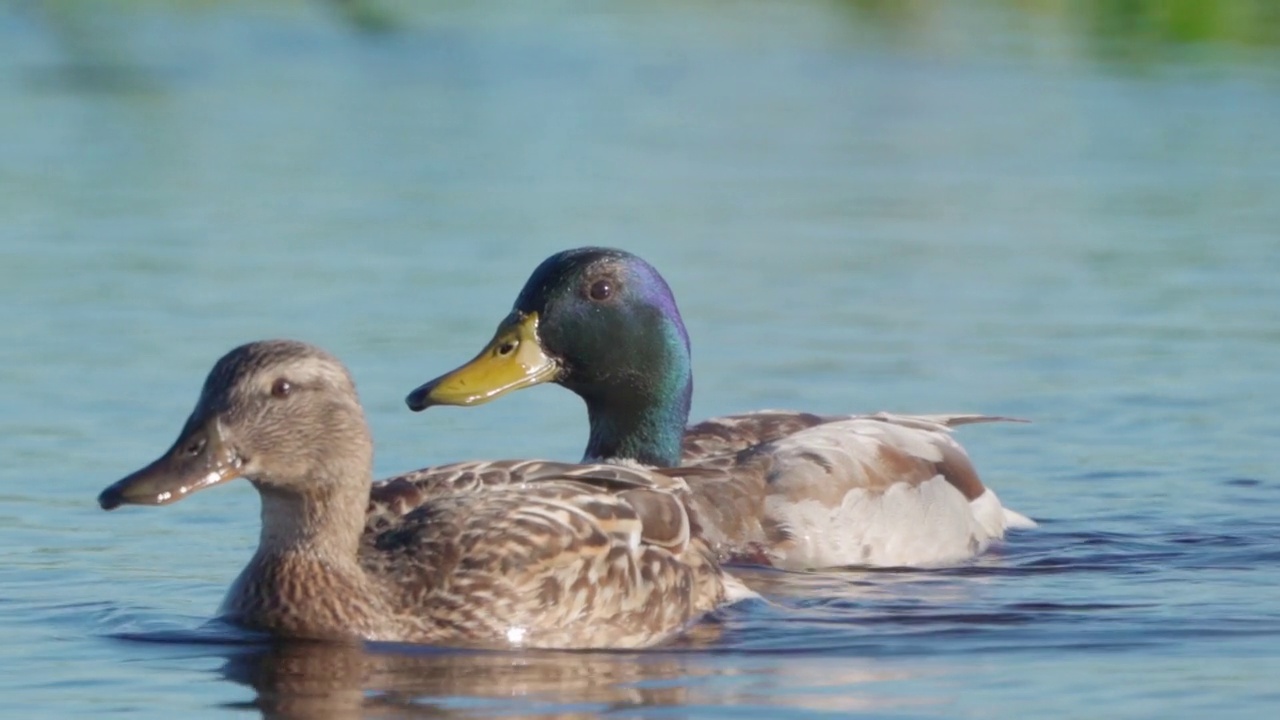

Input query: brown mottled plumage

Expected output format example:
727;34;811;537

98;340;731;649
679;411;836;462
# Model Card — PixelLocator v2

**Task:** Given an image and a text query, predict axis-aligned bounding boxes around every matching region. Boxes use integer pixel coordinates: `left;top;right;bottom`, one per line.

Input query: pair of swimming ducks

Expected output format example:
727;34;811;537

98;247;1036;650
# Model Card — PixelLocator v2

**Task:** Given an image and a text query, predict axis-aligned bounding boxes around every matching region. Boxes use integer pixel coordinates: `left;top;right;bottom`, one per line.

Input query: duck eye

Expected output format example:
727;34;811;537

587;279;613;302
270;378;293;398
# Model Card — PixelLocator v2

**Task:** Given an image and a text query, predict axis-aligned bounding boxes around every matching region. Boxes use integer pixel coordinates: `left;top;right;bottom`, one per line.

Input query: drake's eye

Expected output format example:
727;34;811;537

588;279;613;302
270;378;293;398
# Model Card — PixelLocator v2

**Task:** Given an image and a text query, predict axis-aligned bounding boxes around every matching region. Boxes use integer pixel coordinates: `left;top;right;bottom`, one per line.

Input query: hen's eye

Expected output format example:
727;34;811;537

270;378;293;398
588;279;613;302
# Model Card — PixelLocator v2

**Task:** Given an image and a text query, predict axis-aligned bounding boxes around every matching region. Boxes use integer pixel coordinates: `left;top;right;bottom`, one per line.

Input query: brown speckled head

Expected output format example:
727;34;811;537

99;340;372;510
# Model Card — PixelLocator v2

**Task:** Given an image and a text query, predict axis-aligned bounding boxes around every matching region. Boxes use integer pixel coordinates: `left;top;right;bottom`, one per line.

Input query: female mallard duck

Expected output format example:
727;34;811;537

405;247;1035;570
97;340;734;649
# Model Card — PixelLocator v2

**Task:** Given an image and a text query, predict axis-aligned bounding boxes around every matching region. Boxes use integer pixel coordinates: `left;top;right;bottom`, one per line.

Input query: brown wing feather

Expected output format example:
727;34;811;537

360;469;720;648
680;411;839;462
366;459;688;533
681;410;1026;464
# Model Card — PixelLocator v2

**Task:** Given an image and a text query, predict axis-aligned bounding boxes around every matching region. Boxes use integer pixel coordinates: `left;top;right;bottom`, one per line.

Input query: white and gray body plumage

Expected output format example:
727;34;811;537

679;410;1035;569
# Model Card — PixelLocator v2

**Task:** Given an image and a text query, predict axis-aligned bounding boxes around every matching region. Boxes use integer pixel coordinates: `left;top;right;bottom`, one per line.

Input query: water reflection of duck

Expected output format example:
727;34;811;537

98;340;741;649
408;247;1036;570
223;628;938;720
223;640;719;720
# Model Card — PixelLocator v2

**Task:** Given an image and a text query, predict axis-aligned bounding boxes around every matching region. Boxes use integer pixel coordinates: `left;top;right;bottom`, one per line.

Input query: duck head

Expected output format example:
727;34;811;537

405;247;693;467
99;340;372;511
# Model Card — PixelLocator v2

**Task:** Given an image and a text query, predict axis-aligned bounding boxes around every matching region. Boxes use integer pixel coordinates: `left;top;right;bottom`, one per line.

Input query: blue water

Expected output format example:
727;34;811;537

3;1;1280;717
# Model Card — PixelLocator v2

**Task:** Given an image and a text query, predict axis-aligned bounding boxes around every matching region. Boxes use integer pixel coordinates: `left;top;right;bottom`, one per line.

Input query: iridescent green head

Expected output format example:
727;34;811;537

406;247;693;467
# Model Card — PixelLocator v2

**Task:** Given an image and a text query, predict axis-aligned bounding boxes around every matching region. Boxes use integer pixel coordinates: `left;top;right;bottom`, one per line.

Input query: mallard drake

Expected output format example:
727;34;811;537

405;247;1035;570
97;340;734;649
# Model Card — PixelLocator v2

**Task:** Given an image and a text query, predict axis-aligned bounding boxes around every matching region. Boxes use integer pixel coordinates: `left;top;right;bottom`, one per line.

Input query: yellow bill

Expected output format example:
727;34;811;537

405;311;560;410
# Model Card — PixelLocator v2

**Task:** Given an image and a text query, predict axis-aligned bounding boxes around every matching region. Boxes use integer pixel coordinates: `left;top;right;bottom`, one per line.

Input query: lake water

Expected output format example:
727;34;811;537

3;1;1280;717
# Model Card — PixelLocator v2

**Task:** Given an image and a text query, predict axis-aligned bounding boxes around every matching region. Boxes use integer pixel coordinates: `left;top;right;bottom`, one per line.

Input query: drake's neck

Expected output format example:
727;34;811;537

581;379;691;468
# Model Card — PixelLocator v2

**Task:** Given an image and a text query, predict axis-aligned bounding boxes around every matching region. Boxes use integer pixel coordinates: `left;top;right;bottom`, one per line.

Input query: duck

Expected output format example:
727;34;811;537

405;247;1035;570
97;339;736;649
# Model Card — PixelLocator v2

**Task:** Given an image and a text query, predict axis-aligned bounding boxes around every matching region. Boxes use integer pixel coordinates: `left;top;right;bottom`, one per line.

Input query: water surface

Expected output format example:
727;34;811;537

2;2;1279;717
